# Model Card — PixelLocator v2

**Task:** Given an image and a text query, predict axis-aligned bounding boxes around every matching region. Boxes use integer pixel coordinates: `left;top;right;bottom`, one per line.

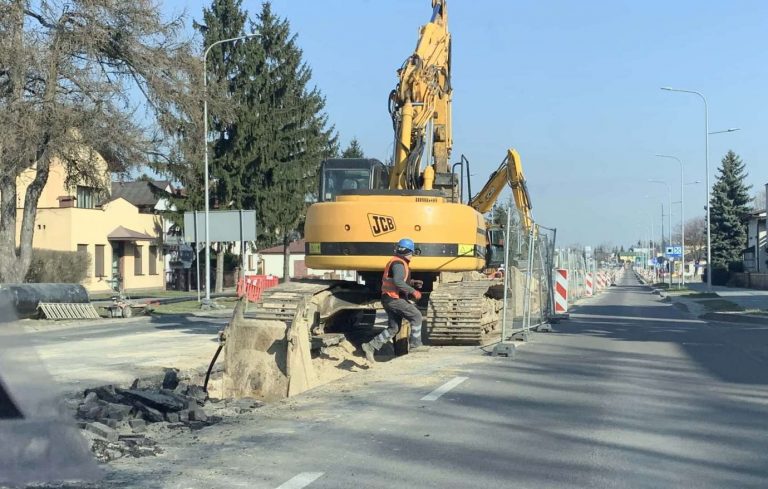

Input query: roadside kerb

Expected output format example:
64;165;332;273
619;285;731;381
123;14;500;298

699;312;768;325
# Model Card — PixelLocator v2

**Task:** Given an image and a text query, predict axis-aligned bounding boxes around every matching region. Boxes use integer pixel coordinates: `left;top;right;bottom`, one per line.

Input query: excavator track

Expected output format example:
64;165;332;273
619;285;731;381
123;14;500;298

246;278;506;347
426;279;505;344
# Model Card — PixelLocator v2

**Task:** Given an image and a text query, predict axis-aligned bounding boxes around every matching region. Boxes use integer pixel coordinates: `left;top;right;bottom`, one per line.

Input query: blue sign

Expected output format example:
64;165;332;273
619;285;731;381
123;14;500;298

665;246;683;258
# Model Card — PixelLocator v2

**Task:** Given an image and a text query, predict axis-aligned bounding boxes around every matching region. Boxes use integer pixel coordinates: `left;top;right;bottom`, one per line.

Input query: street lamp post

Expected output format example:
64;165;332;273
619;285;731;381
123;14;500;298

650;179;673;288
656;154;685;287
202;34;257;307
661;87;711;290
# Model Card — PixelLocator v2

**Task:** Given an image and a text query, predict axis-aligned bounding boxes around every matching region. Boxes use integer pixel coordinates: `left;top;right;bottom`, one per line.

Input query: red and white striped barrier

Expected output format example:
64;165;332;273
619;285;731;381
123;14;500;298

585;273;593;297
596;273;605;291
236;274;279;302
554;268;569;314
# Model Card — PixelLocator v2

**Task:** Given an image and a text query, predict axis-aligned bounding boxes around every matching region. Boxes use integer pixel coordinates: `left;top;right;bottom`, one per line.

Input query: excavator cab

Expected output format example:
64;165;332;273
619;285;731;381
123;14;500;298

319;158;389;202
486;227;506;268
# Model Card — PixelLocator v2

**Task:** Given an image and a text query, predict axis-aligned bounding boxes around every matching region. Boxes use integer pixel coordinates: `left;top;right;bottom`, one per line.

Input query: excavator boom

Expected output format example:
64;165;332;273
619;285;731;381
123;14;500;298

469;149;534;233
388;0;452;190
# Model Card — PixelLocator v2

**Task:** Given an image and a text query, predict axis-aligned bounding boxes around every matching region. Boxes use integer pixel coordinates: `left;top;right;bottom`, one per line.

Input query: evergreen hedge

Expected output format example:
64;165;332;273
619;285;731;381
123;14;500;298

25;249;90;284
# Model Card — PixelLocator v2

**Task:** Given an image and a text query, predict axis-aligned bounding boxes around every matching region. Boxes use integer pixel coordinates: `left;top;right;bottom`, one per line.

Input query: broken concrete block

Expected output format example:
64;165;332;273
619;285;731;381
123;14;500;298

134;402;164;423
188;407;208;423
120;389;187;413
178;410;190;423
165;412;180;423
84;391;98;404
162;369;180;390
86;385;124;404
128;419;146;433
85;405;103;420
85;422;119;442
104;402;133;421
103;419;119;429
173;382;189;395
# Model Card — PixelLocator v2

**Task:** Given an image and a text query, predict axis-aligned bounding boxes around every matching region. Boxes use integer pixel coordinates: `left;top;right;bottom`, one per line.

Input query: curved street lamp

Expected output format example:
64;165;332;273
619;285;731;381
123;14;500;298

649;179;673;288
655;154;685;286
202;33;257;307
660;86;711;290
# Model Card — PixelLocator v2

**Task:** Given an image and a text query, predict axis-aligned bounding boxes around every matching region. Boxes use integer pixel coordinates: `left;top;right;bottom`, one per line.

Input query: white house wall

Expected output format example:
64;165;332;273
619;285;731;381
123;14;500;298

260;253;356;280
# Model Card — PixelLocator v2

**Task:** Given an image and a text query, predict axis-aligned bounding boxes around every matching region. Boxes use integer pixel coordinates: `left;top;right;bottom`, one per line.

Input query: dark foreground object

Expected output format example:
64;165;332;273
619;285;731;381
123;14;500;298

0;283;90;319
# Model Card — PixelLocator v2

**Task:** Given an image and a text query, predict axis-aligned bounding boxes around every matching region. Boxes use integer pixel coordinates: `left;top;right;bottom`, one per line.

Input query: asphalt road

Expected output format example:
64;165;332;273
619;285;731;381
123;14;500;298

101;271;768;488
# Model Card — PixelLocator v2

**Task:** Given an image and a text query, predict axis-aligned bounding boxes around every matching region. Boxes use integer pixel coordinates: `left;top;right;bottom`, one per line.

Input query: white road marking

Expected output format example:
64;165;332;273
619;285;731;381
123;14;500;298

421;376;468;401
276;472;324;489
569;313;705;324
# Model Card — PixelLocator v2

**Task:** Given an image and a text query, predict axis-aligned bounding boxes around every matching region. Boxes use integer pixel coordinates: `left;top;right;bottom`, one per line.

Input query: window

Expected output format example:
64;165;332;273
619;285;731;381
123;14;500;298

76;186;99;209
134;245;143;275
77;244;90;276
95;245;105;277
248;254;255;270
322;168;371;202
149;245;158;275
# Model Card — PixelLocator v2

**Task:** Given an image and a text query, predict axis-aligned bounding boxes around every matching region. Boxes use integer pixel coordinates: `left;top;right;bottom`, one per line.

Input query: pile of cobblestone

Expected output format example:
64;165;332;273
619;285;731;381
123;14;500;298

75;369;215;462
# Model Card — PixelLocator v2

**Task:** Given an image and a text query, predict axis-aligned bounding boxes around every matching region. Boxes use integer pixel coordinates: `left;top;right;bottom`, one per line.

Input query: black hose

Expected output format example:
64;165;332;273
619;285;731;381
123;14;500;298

203;343;224;393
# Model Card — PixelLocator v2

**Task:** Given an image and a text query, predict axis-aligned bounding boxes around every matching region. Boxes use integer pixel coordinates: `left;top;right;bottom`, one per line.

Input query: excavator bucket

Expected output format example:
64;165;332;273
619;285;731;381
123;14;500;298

221;298;317;401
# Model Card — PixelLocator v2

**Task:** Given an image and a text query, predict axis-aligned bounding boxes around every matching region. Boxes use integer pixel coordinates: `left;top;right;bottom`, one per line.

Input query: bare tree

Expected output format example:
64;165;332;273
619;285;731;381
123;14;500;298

683;216;707;262
753;187;767;212
0;0;202;282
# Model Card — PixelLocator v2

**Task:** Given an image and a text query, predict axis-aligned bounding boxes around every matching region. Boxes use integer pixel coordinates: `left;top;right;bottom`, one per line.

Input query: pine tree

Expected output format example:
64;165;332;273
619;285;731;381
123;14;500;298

242;3;337;280
341;138;365;158
180;2;337;283
709;150;752;270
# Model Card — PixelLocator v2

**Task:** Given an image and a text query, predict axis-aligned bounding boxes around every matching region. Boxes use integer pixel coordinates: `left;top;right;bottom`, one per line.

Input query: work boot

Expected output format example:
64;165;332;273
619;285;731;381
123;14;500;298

361;341;377;363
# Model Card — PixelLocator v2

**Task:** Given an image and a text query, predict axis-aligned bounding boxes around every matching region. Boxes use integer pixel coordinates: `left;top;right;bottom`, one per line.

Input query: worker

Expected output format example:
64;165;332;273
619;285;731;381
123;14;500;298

361;237;428;362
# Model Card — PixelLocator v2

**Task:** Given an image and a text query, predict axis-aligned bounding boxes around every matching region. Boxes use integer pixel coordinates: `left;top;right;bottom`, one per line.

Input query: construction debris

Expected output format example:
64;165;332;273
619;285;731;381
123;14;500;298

73;368;266;463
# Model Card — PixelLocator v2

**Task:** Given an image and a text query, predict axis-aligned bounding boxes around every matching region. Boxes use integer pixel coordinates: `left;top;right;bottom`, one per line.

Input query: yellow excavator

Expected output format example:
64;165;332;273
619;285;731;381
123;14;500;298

302;0;533;344
221;0;534;394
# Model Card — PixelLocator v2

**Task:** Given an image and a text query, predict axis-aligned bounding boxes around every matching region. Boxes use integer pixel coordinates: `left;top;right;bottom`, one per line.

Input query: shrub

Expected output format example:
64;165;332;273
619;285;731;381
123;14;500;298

702;266;730;286
25;249;90;284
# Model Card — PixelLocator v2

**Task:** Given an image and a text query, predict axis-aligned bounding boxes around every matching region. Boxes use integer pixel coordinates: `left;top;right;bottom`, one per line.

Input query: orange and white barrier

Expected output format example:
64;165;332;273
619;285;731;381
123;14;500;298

585;273;594;297
554;268;569;314
596;273;605;291
236;274;279;302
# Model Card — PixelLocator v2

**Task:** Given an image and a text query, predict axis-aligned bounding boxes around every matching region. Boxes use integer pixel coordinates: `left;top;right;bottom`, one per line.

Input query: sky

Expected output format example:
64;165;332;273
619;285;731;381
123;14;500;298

163;0;768;247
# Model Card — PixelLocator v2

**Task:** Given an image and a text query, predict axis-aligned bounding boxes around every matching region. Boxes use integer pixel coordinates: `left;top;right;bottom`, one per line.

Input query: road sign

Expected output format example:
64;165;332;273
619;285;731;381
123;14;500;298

665;246;682;258
183;209;257;243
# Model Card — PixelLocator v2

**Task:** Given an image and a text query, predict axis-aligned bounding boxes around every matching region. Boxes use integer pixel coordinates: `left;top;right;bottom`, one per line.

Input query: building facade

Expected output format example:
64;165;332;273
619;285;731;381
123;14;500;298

14;154;165;293
257;239;356;281
744;184;767;273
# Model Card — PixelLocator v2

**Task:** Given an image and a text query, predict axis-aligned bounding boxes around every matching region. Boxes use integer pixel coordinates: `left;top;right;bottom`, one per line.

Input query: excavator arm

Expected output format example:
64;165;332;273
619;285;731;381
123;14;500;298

469;148;534;233
388;0;452;190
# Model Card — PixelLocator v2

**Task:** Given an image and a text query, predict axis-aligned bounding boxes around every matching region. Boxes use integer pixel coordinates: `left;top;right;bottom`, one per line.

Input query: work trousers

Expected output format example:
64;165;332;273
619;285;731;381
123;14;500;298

370;296;423;348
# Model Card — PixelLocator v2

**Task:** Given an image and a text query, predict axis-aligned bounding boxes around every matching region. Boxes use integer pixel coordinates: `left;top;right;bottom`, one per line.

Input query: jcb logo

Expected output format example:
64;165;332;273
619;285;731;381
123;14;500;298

368;214;397;237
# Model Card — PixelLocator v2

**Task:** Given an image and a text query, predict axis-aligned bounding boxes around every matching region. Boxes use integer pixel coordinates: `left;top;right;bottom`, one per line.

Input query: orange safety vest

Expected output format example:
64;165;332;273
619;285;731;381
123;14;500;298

381;256;410;299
